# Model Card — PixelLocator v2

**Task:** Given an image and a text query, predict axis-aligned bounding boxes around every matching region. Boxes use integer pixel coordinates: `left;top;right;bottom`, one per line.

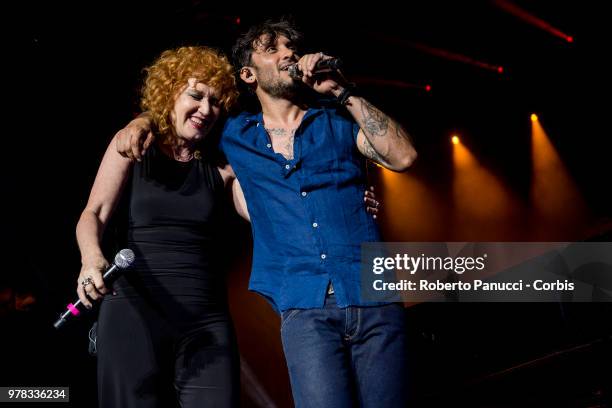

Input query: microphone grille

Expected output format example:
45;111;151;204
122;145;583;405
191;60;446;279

114;249;135;269
329;58;343;70
287;64;302;80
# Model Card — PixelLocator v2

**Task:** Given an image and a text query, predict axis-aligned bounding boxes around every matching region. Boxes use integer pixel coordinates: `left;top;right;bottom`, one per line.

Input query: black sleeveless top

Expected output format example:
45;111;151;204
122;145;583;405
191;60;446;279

113;144;227;309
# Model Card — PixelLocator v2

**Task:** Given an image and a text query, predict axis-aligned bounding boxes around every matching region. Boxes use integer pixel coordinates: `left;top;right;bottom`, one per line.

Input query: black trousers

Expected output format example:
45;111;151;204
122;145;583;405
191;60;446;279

96;296;239;408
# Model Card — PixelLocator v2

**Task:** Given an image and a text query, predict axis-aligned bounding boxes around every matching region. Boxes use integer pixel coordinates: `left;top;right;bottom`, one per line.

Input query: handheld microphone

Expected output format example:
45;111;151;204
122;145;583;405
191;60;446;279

288;57;343;80
53;249;135;329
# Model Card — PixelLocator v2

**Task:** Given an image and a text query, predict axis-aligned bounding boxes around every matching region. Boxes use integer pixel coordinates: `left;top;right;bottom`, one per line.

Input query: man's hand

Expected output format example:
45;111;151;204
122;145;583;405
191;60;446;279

297;52;347;96
115;115;155;162
364;186;380;219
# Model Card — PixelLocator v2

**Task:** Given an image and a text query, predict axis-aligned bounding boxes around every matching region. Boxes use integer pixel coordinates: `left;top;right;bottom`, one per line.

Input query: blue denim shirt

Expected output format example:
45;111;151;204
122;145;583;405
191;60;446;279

220;104;381;312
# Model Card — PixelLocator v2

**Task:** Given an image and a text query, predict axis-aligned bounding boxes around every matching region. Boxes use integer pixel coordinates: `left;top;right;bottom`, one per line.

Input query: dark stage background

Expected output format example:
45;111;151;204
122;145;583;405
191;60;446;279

4;1;612;406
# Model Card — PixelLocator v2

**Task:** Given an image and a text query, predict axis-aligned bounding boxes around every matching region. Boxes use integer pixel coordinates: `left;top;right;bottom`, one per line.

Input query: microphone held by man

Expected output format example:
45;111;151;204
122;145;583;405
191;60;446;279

288;56;343;80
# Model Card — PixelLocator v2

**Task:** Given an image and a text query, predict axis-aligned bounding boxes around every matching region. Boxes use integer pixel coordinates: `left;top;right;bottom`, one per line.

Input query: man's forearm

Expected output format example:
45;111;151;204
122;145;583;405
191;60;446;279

338;91;417;171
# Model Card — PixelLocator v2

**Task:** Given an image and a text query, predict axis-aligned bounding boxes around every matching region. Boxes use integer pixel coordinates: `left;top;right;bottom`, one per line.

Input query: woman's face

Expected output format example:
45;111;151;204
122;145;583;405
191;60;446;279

171;78;221;143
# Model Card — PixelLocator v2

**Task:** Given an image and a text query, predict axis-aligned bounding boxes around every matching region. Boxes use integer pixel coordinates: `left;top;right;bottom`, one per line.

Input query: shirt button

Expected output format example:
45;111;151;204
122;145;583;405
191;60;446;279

256;123;260;127
266;143;272;148
312;222;318;228
321;254;327;260
301;191;307;197
285;164;291;170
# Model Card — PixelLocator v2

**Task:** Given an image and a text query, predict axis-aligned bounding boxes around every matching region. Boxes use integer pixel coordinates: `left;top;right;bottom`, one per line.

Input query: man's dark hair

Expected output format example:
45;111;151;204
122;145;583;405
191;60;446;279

231;18;303;69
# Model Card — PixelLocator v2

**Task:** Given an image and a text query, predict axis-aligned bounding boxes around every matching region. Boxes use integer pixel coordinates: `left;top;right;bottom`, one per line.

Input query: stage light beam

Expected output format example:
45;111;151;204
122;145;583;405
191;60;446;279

452;140;523;239
493;0;574;44
530;116;589;238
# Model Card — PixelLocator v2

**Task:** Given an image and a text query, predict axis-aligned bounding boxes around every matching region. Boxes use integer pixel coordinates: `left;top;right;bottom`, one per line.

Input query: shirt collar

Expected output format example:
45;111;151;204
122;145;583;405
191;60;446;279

241;106;326;133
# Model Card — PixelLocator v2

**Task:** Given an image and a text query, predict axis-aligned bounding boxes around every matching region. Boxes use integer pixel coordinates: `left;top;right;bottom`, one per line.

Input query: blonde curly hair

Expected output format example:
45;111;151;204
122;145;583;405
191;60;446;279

140;46;238;144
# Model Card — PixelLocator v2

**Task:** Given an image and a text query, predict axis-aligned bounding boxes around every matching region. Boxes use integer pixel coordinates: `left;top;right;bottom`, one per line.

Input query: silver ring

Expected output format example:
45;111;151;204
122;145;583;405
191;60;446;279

81;277;93;287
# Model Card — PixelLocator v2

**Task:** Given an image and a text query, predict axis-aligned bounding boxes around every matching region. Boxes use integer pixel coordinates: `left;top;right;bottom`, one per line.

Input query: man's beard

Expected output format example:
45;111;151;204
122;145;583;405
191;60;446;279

258;72;302;99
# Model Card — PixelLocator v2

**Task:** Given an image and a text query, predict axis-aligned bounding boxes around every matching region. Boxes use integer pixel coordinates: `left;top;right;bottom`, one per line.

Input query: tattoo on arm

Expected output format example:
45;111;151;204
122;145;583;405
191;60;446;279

360;100;389;138
354;99;413;166
362;136;384;163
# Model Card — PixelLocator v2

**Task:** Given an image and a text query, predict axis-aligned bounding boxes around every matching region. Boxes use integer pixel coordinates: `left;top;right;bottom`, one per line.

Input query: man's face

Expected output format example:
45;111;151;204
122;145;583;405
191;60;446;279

249;34;301;98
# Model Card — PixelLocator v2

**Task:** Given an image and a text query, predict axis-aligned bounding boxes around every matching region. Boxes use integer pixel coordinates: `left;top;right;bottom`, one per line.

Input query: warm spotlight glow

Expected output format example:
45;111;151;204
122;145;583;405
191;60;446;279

452;142;522;239
566;36;574;43
531;113;538;122
376;167;446;241
531;117;589;238
451;136;460;145
425;84;432;92
497;66;504;74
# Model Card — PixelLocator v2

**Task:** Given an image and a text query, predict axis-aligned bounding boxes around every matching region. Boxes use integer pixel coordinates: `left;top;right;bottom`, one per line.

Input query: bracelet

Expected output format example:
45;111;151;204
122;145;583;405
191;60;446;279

336;87;352;105
336;82;358;105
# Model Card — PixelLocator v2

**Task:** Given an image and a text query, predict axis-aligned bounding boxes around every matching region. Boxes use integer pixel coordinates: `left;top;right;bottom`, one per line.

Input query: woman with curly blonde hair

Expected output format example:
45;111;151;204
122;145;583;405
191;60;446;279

75;46;247;408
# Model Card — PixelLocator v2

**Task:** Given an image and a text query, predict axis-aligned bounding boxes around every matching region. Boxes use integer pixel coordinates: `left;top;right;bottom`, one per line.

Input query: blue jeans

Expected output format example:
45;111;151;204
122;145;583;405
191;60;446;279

280;294;408;408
